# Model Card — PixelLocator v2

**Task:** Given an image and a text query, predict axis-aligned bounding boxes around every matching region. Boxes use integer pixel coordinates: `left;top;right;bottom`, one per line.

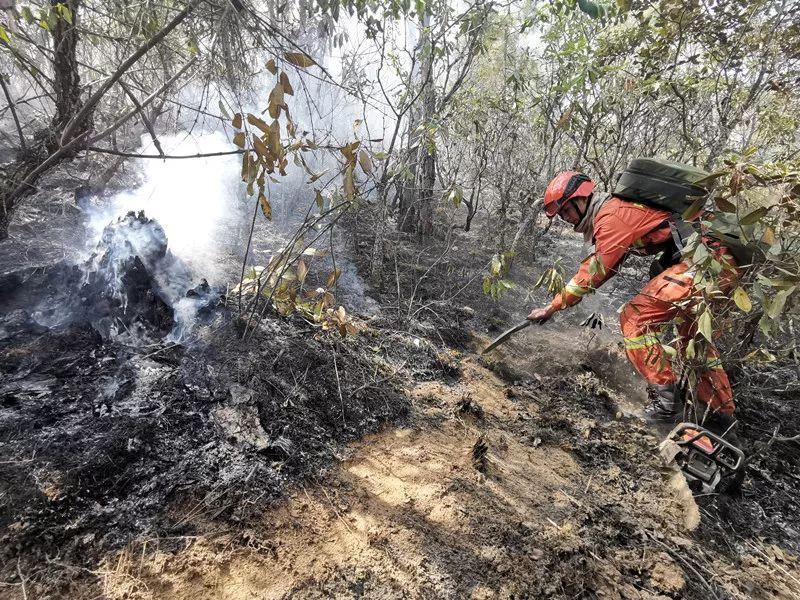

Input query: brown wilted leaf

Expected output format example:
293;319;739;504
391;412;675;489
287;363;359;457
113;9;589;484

714;196;737;212
233;131;246;149
247;113;270;135
268;119;282;158
279;71;294;95
252;134;269;158
297;259;308;283
284;51;317;68
268;82;284;119
258;193;272;220
266;58;277;74
343;163;355;200
340;141;360;164
326;268;341;288
232;113;242;129
358;150;372;175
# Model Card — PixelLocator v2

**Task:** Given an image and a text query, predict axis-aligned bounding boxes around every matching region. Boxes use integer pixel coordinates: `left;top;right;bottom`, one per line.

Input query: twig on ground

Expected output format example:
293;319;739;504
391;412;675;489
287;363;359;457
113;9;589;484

313;482;354;534
644;531;721;600
745;425;800;467
16;557;27;600
333;351;346;427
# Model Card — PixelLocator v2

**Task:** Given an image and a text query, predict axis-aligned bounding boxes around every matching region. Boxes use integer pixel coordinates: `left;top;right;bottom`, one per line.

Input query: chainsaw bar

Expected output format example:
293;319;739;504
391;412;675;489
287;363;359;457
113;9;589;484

481;320;531;354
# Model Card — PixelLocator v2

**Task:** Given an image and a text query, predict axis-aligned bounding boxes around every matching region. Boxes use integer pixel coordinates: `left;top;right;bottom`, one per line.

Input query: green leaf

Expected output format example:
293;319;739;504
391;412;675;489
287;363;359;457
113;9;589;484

450;186;463;207
218;100;231;120
692;243;710;265
0;25;9;44
758;314;774;337
765;287;796;319
733;287;752;313
21;7;35;24
588;255;605;277
697;309;713;342
490;255;502;276
577;0;605;18
56;3;73;24
681;195;707;220
284;51;317;69
661;344;677;358
739;206;769;226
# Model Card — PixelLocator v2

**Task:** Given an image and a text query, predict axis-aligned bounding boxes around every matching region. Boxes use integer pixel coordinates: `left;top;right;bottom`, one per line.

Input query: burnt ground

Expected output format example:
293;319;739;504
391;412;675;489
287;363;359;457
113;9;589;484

0;305;461;597
0;206;456;597
0;199;799;599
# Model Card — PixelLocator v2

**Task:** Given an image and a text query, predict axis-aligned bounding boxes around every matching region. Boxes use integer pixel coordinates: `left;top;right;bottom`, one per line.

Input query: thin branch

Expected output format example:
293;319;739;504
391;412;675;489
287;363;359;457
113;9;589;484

60;0;201;146
118;80;164;157
7;56;198;197
0;74;26;150
86;146;243;159
16;558;27;600
87;57;198;146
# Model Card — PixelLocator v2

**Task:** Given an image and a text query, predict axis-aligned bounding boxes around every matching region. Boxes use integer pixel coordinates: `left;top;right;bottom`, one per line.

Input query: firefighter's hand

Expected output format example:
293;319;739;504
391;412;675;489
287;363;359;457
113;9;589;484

527;307;553;324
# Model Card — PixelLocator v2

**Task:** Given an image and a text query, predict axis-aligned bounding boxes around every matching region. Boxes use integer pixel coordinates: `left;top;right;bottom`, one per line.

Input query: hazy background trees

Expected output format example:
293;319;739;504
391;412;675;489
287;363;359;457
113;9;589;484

1;0;798;330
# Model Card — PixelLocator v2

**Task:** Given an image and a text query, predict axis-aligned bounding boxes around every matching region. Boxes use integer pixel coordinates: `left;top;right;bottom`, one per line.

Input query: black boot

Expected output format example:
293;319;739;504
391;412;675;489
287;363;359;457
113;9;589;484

643;384;681;425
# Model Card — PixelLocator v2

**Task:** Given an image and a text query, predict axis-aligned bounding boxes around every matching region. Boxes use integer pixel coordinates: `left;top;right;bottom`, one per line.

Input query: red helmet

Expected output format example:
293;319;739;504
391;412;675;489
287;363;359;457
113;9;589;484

543;171;594;218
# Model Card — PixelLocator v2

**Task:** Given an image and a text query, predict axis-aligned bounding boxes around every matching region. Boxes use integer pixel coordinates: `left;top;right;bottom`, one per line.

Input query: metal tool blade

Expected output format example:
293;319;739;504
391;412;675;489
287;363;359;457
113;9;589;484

481;320;531;354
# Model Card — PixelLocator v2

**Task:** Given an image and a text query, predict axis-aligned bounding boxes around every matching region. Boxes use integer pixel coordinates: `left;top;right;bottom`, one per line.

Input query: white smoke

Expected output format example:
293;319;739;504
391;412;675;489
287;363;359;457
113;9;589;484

86;132;248;284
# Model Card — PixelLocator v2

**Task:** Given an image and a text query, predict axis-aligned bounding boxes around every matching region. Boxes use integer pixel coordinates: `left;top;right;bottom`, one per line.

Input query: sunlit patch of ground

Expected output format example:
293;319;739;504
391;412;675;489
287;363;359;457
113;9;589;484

93;356;798;600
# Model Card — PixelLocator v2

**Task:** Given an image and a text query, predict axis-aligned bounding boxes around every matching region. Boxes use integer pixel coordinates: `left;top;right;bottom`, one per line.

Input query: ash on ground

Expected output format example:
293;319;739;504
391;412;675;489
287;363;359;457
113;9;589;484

0;211;447;594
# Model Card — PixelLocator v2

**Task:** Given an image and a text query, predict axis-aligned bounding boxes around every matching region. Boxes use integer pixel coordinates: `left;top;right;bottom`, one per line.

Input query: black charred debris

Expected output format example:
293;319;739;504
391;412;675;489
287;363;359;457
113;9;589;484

0;212;442;583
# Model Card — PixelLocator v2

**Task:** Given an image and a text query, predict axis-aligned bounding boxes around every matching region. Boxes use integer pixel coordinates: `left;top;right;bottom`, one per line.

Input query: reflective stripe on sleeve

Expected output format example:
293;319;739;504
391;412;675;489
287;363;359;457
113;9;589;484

623;331;664;350
565;279;591;298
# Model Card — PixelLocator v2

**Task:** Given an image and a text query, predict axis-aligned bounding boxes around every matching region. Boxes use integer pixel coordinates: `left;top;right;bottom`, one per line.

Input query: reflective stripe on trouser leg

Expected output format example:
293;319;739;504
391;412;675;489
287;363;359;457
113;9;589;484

696;350;735;415
620;264;694;389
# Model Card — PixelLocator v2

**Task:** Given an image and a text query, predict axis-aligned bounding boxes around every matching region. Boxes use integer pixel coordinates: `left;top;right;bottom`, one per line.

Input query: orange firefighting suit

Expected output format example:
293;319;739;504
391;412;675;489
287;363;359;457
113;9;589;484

547;196;737;415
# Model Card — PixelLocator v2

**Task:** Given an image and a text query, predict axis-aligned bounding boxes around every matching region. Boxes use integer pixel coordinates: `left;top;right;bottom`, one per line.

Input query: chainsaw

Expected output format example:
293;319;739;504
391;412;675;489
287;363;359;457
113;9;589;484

659;422;745;494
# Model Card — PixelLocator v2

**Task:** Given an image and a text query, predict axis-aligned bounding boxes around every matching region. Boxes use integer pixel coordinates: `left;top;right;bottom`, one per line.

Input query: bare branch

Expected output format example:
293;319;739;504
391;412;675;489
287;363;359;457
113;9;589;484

0;75;26;151
118;80;163;157
59;0;202;146
86;146;243;159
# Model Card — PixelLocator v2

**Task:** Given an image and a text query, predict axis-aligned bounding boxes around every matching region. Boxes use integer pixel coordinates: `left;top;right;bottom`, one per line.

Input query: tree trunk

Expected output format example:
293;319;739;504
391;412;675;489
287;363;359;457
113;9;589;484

415;40;437;236
508;200;543;270
370;179;390;290
397;13;436;236
0;0;84;239
49;0;84;143
396;141;419;233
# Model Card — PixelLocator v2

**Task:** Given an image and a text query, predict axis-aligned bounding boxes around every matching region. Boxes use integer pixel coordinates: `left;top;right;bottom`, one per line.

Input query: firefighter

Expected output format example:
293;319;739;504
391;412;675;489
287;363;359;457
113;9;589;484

527;171;738;425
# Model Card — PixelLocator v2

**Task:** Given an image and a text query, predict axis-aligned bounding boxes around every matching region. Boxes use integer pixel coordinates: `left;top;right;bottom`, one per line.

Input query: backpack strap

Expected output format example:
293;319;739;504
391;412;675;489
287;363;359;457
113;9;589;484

665;216;699;262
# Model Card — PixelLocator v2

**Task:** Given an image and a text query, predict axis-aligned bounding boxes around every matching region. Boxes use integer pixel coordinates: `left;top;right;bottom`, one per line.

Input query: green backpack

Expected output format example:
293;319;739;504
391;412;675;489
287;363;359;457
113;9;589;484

613;158;765;267
614;158;712;214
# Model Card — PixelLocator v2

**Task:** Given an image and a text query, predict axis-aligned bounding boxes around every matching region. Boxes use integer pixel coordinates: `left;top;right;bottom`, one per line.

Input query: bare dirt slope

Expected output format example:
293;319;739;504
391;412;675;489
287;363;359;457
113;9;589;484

92;345;800;600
